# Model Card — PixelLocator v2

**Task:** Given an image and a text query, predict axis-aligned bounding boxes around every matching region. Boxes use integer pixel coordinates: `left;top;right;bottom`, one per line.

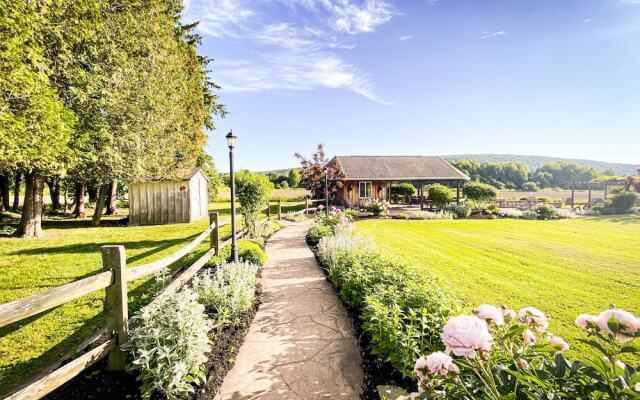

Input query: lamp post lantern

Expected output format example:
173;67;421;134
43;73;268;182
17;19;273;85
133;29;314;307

324;167;329;214
226;130;238;263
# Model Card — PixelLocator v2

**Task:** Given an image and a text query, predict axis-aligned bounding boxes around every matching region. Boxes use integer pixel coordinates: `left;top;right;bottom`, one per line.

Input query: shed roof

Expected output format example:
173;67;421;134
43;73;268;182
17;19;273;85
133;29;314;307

173;167;208;181
330;156;470;181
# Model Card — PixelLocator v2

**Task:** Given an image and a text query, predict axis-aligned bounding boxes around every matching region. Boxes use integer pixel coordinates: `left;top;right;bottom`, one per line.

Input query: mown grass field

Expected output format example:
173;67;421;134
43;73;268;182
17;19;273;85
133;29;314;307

356;215;640;358
0;200;303;394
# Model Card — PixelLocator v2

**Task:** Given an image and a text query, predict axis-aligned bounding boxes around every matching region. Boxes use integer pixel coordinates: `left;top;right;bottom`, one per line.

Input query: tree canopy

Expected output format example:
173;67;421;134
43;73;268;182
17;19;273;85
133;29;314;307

0;0;225;236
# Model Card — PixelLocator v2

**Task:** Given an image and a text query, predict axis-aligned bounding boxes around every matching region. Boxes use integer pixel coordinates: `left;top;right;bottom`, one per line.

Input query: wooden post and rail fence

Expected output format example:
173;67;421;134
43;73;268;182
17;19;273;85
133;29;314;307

0;212;249;400
0;199;324;400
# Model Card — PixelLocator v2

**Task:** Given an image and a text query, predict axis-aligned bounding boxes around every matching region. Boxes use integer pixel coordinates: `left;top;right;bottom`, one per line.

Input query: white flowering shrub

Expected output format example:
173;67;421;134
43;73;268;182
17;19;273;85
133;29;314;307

410;306;640;399
192;261;258;327
398;210;454;220
502;209;524;219
124;289;213;399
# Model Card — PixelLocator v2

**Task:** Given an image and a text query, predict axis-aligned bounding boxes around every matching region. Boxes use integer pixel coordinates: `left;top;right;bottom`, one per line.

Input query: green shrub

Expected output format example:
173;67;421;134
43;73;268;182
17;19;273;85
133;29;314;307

428;184;453;208
316;233;460;377
249;220;282;247
343;208;362;220
521;181;539;192
365;199;388;216
521;210;538;220
220;239;267;265
534;204;568;220
124;289;213;399
235;170;273;237
391;183;417;203
600;192;638;215
445;204;471;219
463;182;498;201
306;224;332;246
192;261;258;327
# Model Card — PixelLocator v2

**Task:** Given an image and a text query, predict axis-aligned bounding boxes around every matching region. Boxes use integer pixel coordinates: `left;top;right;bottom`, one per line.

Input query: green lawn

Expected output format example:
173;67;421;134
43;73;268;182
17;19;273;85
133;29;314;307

0;200;303;394
356;215;640;358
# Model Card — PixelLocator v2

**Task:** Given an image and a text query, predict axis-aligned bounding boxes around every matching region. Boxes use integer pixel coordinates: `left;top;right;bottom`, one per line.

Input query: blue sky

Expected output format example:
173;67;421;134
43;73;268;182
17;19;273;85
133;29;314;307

183;0;640;172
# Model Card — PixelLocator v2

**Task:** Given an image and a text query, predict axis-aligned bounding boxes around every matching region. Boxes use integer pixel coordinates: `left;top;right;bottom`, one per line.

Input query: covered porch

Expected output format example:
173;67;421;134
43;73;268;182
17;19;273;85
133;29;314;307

336;179;466;210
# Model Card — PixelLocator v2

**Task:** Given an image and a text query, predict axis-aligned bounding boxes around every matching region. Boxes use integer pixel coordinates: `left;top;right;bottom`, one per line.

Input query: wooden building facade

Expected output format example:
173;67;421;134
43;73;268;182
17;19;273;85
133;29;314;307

128;168;209;225
327;156;470;209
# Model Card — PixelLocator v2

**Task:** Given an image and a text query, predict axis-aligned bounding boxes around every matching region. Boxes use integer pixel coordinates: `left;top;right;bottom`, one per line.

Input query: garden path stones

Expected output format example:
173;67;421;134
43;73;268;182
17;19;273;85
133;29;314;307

215;221;363;399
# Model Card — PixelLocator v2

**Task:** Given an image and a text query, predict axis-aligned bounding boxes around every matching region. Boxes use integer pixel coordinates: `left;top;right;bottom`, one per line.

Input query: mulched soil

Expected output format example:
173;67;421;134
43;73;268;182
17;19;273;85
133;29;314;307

44;283;262;400
310;248;415;399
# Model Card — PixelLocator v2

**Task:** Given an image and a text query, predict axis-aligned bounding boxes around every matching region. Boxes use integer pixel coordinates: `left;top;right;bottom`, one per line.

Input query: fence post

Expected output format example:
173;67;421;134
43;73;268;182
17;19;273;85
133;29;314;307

305;198;309;214
101;245;128;371
277;199;282;220
210;212;219;256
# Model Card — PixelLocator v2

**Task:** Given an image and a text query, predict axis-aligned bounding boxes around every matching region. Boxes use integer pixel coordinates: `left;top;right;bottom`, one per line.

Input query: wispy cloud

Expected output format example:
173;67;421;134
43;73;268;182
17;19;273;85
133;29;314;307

584;18;592;23
214;53;391;105
183;0;394;104
398;34;414;41
480;30;507;39
617;0;640;5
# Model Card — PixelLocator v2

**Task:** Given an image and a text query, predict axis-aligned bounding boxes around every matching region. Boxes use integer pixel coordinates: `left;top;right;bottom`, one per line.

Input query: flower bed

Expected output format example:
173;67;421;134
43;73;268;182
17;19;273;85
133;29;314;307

409;305;640;399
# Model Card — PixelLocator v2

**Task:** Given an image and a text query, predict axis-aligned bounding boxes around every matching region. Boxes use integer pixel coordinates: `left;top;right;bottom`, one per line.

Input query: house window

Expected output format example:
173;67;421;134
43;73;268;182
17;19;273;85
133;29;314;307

359;181;372;198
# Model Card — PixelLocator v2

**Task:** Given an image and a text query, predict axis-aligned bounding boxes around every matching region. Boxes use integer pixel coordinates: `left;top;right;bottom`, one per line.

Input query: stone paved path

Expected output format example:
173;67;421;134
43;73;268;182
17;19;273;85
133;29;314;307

216;221;363;399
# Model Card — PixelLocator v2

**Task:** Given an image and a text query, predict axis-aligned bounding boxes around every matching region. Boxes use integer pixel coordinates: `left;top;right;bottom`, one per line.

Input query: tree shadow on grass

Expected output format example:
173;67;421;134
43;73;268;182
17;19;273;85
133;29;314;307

8;234;201;259
581;214;640;225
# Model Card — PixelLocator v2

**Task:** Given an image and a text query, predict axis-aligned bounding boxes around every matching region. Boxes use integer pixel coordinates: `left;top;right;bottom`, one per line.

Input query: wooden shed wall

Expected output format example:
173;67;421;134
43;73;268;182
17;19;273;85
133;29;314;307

129;181;191;225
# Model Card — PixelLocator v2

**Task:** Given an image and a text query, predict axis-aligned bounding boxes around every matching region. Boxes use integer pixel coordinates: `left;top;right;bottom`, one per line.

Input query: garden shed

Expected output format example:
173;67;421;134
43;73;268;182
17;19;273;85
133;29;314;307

128;168;208;225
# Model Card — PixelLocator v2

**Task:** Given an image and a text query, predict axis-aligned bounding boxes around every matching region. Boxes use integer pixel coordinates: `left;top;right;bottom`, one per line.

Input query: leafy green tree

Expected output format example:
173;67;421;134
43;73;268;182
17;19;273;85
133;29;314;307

463;182;499;201
534;162;599;189
391;183;417;203
452;160;528;189
198;152;223;202
235;170;273;236
288;169;301;187
0;1;76;237
521;181;539;192
428;184;453;209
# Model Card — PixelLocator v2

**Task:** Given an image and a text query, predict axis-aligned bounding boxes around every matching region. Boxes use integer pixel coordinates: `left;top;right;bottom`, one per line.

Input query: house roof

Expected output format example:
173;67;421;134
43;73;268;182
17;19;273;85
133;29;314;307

330;156;470;181
173;167;208;182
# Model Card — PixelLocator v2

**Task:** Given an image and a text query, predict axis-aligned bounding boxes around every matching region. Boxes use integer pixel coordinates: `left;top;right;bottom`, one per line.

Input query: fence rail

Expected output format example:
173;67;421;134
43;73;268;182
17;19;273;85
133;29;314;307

2;212;233;400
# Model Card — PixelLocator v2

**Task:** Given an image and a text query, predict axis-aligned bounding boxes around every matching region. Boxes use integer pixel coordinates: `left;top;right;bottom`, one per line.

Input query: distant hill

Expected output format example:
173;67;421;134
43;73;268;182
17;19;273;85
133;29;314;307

261;155;638;176
443;154;638;175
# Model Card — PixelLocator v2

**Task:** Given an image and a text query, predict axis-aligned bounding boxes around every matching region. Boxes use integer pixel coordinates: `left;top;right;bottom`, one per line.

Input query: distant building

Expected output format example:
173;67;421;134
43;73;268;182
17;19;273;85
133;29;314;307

327;156;470;208
128;168;208;225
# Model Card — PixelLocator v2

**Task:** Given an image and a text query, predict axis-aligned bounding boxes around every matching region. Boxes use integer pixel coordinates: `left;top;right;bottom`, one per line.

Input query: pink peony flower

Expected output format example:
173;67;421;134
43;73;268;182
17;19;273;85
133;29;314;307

523;329;536;346
441;315;493;357
474;305;505;326
413;357;429;381
502;307;516;321
548;334;570;352
425;351;459;375
518;307;548;332
518;359;530;369
575;314;599;331
597;309;639;342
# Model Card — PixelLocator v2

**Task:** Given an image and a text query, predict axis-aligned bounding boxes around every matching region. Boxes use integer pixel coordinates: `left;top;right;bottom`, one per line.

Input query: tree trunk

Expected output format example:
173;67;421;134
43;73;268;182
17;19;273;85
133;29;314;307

91;184;107;226
12;170;21;212
46;176;62;212
105;179;117;215
73;181;86;218
17;171;44;238
87;185;97;203
0;173;9;212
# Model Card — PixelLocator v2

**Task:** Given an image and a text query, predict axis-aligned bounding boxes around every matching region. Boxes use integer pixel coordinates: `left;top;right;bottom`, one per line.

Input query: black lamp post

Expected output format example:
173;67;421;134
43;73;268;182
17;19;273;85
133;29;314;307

324;167;329;214
226;130;238;263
